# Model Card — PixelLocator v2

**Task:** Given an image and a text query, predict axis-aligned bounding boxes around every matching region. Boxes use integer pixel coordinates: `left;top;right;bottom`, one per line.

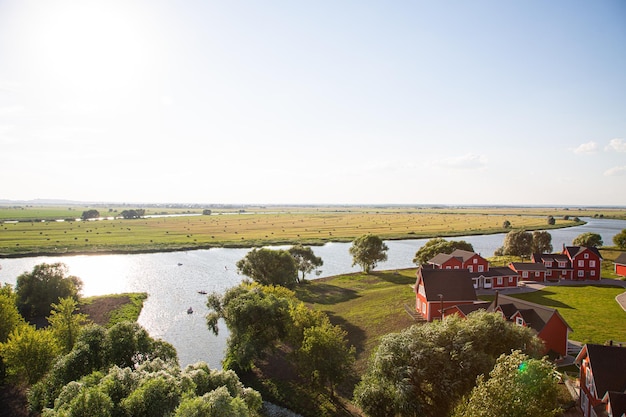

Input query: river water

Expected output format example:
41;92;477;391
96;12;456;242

1;217;624;368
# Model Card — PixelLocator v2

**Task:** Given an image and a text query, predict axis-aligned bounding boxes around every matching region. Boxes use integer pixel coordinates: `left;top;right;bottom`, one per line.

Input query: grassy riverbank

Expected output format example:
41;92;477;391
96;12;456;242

79;292;147;327
0;205;593;256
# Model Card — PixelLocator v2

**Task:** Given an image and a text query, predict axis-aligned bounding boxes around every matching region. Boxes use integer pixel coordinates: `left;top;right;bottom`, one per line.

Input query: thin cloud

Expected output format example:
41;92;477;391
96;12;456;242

432;153;488;170
605;138;626;153
604;166;626;176
572;141;598;154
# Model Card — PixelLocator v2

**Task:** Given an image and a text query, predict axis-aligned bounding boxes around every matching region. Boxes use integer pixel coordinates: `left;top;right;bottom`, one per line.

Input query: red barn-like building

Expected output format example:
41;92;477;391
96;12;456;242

613;252;626;278
414;267;478;322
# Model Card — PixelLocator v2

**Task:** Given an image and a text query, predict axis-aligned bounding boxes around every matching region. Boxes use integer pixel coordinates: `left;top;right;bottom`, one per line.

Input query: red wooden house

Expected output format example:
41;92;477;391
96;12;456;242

414;267;478;322
488;293;572;357
575;343;626;417
508;262;548;282
564;246;603;280
469;267;519;289
615;252;626;278
428;249;489;273
532;246;602;281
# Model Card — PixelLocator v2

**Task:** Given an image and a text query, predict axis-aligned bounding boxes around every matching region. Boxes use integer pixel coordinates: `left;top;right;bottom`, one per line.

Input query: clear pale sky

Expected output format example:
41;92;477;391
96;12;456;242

1;1;625;206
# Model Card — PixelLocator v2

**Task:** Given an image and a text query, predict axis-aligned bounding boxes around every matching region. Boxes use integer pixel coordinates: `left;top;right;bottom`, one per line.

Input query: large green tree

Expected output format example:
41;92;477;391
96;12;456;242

288;244;323;282
531;231;553;254
297;321;355;397
206;284;293;371
614;229;626;249
573;232;603;247
413;238;475;265
495;230;533;257
349;234;388;273
48;297;89;353
0;325;60;384
236;248;299;287
0;284;26;343
15;263;83;319
353;311;543;417
452;351;561;417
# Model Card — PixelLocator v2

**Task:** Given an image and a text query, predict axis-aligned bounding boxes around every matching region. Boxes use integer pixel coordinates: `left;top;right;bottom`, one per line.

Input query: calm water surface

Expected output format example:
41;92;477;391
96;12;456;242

1;217;624;368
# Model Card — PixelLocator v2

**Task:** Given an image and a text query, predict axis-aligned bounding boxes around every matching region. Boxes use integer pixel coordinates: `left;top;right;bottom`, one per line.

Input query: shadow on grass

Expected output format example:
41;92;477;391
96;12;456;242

512;289;573;310
295;282;360;305
370;269;415;285
324;312;367;357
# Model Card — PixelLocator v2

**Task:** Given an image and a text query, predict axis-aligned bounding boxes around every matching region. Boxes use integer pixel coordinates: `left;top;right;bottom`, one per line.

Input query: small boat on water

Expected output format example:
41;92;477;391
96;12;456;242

197;290;207;295
187;307;193;314
178;263;183;266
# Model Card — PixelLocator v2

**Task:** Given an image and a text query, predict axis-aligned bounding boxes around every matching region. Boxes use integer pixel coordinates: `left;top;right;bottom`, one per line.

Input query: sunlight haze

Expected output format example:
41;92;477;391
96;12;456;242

1;1;625;205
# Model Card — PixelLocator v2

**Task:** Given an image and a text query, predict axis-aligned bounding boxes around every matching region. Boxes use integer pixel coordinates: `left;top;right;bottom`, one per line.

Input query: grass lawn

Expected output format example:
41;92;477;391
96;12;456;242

504;285;626;344
79;292;147;327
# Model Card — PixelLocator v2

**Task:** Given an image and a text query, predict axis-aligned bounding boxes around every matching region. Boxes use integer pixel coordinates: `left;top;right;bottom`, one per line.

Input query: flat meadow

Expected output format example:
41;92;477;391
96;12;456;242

0;204;605;256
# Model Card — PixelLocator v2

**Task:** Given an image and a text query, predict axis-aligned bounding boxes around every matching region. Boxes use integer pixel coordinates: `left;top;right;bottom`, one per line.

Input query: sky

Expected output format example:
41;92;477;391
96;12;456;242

1;1;625;206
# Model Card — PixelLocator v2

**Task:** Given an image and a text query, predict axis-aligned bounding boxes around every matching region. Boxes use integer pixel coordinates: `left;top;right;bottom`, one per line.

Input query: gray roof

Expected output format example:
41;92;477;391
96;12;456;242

488;294;572;333
417;267;477;302
510;262;547;272
614;252;626;266
577;344;626;401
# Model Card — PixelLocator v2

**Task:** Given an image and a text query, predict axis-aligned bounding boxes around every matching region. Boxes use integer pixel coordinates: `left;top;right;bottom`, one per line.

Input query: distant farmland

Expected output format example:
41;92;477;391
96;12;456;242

0;205;596;256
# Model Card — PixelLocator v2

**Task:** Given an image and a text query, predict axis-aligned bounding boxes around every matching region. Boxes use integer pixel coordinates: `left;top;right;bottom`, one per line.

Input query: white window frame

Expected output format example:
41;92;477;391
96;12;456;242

590;260;596;268
497;277;503;285
578;260;584;267
516;316;524;326
478;265;484;272
522;271;528;278
578;270;584;278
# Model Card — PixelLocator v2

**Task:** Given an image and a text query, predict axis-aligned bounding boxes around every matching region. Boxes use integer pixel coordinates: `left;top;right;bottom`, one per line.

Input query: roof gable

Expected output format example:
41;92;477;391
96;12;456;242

565;245;603;260
577;344;626;398
488;294;572;332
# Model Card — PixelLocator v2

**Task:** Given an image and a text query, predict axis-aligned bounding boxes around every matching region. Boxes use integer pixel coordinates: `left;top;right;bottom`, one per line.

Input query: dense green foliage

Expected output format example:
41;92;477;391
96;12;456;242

452;351;561;417
39;359;262;417
81;209;100;220
15;263;83;319
412;237;474;265
48;297;89;353
349;234;388;273
495;230;533;257
288;244;323;282
353;312;544;417
206;283;355;397
0;284;26;343
236;248;299;287
614;229;626;249
573;232;603;247
1;325;60;384
531;231;553;254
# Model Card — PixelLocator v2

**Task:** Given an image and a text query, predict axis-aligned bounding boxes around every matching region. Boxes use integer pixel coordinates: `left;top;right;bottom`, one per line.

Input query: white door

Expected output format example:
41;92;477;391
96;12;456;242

484;278;492;289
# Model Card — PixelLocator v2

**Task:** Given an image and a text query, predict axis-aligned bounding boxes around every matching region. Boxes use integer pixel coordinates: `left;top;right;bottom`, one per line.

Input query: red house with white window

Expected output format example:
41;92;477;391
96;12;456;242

469;267;519;289
488;293;572;357
615;252;626;278
575;343;626;417
508;262;548;282
532;246;602;281
428;249;490;273
565;246;603;280
414;267;478;322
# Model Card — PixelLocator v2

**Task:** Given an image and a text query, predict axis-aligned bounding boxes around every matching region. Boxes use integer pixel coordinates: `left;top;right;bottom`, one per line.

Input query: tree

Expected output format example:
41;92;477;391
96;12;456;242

81;209;100;220
353;311;543;417
573;232;603;247
547;215;555;225
288;244;323;282
297;321;355;397
15;263;83;319
452;351;561;417
531;231;553;254
496;230;533;257
120;209;145;219
48;297;89;353
0;284;26;343
614;229;626;249
349;234;388;273
0;325;60;384
236;248;299;287
502;220;511;228
206;284;293;371
202;209;212;215
413;238;474;265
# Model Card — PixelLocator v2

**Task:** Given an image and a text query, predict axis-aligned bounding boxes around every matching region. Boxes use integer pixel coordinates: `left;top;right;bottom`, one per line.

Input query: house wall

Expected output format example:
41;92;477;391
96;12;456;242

492;275;518;288
464;255;489;273
538;314;569;357
439;258;462;269
614;263;626;277
570;251;602;280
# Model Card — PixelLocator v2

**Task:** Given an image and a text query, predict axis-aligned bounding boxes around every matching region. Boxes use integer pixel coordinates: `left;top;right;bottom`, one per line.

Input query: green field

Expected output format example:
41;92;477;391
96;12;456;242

0;205;588;256
506;285;626;344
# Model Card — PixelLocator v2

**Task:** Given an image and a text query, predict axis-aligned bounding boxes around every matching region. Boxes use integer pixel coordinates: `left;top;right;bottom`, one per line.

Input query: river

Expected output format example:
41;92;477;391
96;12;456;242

1;217;624;368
